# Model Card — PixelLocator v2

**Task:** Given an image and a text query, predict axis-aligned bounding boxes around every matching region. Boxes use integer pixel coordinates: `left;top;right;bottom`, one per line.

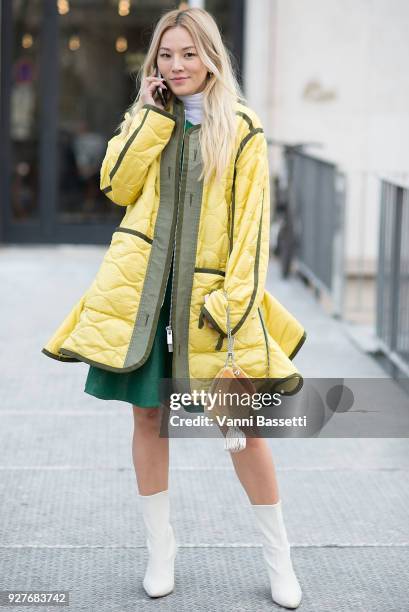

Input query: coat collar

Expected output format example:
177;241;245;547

169;96;201;132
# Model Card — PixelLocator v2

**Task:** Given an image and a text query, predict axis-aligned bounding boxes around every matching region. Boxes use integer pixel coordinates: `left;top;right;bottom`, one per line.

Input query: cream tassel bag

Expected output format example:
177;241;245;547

204;290;257;453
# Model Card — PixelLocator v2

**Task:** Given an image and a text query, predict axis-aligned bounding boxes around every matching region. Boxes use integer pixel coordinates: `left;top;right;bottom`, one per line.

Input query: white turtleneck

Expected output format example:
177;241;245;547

176;90;204;125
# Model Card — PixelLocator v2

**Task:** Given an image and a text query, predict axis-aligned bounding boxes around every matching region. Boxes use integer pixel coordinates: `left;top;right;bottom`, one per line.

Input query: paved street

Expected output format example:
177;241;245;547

0;245;408;611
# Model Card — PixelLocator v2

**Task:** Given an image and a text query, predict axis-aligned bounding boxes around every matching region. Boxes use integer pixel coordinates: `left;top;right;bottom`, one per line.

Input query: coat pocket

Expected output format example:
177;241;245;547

113;226;153;245
84;228;153;323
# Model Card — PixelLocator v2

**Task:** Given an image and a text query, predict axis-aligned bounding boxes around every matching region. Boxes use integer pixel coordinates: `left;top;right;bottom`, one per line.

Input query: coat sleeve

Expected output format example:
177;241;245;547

100;104;176;206
199;128;270;344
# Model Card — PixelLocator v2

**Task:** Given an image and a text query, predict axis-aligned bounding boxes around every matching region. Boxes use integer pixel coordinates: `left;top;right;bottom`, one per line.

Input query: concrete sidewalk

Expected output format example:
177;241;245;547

0;245;408;611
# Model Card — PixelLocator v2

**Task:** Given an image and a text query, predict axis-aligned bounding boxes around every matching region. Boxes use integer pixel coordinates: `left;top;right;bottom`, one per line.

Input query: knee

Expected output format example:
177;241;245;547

133;405;162;431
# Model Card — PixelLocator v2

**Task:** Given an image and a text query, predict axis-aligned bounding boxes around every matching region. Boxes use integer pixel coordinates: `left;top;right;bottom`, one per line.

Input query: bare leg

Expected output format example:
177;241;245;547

132;405;169;495
229;437;280;504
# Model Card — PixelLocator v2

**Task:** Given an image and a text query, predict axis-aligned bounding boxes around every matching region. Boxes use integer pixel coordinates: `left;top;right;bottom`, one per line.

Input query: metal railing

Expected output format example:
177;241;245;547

376;180;409;378
289;150;346;317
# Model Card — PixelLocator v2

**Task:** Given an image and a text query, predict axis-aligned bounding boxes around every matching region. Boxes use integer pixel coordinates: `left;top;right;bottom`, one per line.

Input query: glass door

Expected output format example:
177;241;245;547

1;0;176;244
0;0;43;243
56;0;132;229
1;0;243;244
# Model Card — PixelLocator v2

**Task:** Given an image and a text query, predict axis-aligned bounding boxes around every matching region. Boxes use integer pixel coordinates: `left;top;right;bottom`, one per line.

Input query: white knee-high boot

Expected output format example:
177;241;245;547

252;499;302;609
139;489;177;598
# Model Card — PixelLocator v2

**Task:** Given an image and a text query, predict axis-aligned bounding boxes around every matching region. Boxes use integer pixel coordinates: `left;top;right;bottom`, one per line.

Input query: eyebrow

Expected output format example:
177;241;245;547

159;46;196;51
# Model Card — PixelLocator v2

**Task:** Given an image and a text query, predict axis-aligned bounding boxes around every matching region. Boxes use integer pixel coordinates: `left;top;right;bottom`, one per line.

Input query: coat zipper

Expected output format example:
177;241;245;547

166;117;186;352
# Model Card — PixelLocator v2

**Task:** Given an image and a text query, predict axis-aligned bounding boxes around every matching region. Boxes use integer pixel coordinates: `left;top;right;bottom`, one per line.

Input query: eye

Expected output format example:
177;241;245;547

159;52;196;58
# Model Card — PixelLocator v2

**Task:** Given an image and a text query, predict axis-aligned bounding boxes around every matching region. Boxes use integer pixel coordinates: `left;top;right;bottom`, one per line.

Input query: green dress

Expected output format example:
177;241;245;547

84;118;194;408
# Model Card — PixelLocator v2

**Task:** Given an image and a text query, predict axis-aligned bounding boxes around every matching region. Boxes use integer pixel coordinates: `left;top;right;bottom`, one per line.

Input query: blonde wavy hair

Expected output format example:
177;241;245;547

117;7;246;184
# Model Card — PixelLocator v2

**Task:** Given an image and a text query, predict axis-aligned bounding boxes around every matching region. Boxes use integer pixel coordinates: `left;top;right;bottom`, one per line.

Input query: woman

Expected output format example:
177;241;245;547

42;7;305;608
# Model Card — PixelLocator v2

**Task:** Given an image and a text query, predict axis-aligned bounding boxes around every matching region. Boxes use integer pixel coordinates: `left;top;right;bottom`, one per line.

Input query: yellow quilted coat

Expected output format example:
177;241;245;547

42;96;307;395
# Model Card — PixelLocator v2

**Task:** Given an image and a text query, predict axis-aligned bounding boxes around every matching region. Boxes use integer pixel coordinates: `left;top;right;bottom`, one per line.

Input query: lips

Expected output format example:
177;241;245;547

172;77;188;81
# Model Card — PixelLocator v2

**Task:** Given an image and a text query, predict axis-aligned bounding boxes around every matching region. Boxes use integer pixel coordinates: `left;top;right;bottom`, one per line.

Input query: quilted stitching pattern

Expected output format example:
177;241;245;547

42;101;306;381
100;105;176;206
202;128;270;338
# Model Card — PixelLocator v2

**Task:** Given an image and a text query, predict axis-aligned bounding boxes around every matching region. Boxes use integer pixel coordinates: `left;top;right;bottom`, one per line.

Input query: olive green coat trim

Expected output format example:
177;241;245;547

194;267;225;276
123;100;184;369
230;187;265;337
269;373;304;397
113;227;153;245
258;306;271;378
109;108;150;181
204;185;265;350
198;305;225;336
41;347;78;363
142;104;177;121
171;127;204;387
288;330;307;360
229;128;265;256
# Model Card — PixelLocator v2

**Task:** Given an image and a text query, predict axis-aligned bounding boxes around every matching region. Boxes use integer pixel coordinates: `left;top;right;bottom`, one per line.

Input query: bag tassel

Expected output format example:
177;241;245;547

224;425;247;452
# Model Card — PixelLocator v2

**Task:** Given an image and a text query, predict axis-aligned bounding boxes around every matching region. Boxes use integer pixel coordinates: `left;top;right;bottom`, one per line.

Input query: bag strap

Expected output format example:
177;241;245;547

223;289;236;368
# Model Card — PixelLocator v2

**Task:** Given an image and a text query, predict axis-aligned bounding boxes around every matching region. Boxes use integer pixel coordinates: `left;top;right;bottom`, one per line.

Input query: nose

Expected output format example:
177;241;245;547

171;56;184;72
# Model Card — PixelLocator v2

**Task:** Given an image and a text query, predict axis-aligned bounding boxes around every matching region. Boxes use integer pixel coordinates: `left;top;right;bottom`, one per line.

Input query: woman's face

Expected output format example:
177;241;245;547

157;26;208;96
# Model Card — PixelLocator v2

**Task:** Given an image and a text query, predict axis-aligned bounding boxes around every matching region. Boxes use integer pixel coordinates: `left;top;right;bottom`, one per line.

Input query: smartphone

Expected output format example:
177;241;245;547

154;66;168;107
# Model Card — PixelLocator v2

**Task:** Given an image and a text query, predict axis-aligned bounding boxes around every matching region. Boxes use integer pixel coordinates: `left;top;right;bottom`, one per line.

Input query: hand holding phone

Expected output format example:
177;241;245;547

154;67;168;107
140;67;168;109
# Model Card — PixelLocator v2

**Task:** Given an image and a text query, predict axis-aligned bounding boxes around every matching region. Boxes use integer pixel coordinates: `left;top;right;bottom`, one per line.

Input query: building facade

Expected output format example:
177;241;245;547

0;0;244;244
